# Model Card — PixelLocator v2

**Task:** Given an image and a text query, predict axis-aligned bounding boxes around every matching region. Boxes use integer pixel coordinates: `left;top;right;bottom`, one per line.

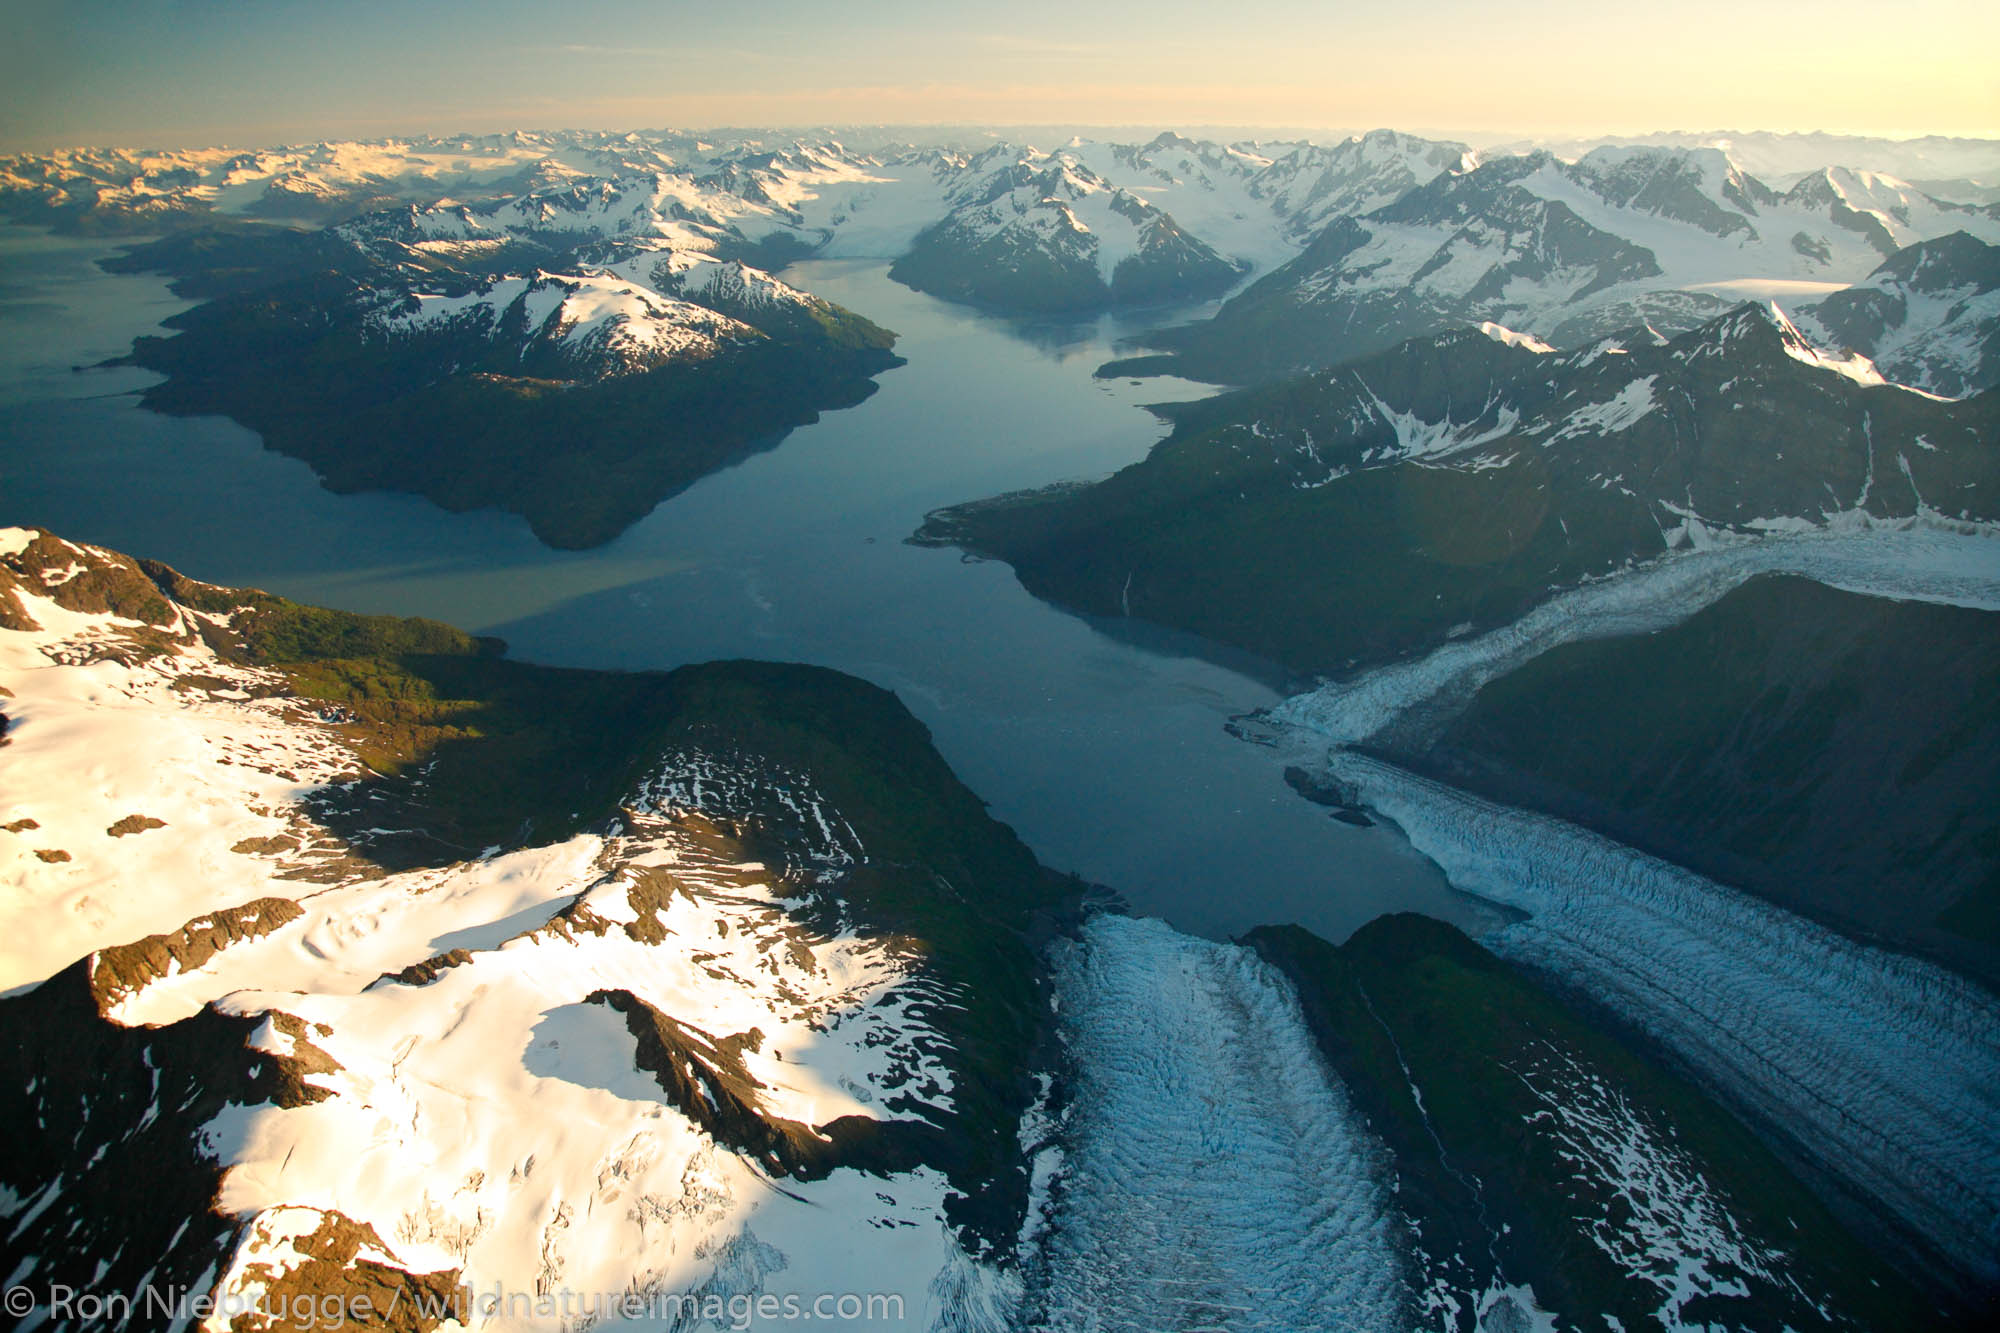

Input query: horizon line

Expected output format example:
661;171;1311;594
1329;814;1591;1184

7;120;2000;158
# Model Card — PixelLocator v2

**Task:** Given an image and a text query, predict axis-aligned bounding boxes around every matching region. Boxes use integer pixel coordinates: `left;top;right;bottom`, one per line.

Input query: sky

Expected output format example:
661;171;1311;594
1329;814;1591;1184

4;0;1996;151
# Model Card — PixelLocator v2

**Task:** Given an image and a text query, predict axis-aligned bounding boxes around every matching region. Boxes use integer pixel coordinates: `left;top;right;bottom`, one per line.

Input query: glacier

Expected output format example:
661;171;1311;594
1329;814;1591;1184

1263;525;2000;1285
1017;914;1410;1332
1315;749;2000;1285
1271;524;2000;752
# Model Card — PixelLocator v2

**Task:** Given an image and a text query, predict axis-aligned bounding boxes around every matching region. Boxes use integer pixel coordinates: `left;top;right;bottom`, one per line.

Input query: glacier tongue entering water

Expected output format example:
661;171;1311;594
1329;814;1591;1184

1019;914;1411;1332
1260;527;2000;1286
1322;750;2000;1286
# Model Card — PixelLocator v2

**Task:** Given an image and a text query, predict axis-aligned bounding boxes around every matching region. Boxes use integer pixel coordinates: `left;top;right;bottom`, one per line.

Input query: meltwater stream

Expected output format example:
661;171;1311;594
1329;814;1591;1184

0;228;1481;946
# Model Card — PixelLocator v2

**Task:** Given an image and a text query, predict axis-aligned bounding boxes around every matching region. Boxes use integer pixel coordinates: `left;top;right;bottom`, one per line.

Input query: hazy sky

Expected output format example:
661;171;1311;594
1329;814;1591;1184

5;0;1996;151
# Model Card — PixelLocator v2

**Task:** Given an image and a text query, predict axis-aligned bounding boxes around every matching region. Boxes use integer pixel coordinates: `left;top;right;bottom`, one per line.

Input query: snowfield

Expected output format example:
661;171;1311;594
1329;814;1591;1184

0;544;380;995
0;535;999;1330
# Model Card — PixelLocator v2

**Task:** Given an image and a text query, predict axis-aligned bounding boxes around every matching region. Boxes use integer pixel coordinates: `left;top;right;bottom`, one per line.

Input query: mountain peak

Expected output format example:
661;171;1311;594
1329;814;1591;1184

1693;301;1889;388
1876;229;2000;292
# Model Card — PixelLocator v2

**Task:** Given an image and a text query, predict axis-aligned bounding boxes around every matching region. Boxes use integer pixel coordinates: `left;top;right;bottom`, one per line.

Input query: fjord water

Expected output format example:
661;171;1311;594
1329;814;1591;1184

0;228;1483;942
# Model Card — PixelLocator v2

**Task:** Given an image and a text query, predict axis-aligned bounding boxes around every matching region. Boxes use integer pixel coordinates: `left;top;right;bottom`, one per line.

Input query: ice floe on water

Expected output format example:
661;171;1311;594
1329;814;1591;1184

1019;913;1409;1332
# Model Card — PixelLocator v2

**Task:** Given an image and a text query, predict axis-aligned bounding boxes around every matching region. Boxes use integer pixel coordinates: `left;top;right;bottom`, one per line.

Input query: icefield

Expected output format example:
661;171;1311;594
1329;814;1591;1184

1019;914;1409;1332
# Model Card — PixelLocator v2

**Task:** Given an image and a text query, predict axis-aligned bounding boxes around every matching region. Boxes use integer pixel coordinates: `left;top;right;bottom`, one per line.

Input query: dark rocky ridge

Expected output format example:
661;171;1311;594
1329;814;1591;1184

1802;231;2000;397
918;301;2000;675
101;225;902;550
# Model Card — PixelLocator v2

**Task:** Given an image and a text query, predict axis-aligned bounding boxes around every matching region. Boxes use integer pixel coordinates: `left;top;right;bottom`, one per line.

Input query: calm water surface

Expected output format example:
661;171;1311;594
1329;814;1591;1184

0;227;1489;943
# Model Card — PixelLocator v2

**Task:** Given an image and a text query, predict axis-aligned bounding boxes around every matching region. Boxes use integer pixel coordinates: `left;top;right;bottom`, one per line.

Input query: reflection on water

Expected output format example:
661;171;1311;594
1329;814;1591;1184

0;230;1489;944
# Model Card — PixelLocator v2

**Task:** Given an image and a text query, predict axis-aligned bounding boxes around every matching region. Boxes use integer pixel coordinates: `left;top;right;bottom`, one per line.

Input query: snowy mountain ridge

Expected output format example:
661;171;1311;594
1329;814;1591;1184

0;529;1063;1330
370;269;767;377
13;127;2000;342
1139;140;2000;381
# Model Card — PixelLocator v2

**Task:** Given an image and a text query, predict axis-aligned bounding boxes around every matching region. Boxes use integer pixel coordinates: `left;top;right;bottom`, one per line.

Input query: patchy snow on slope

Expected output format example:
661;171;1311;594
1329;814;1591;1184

1839;285;1999;398
921;152;1182;286
1544;375;1659;441
1795;240;2000;399
1356;386;1523;464
373;271;760;373
1511;1041;1813;1329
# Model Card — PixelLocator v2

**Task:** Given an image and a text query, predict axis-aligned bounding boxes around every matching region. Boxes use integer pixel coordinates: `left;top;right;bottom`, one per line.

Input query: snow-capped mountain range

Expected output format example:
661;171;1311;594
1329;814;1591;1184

1140;145;2000;382
1202;299;1995;526
1507;129;2000;197
888;147;1246;312
11;127;1998;359
919;294;1999;675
